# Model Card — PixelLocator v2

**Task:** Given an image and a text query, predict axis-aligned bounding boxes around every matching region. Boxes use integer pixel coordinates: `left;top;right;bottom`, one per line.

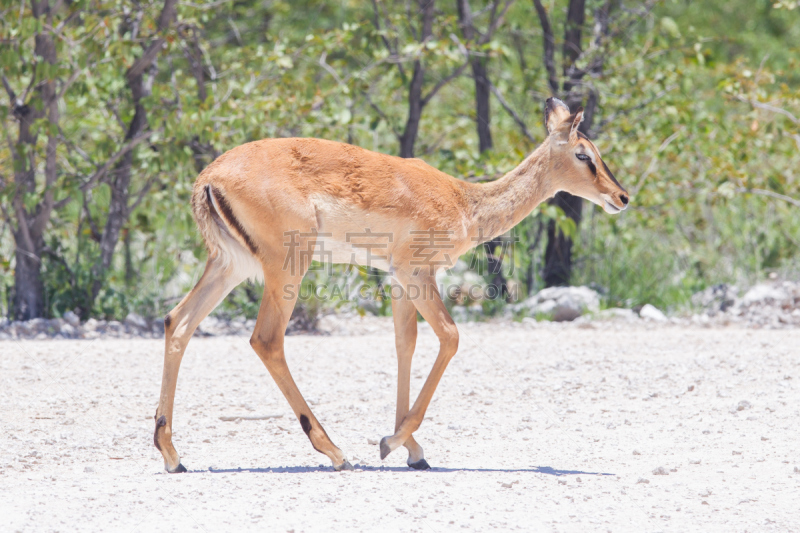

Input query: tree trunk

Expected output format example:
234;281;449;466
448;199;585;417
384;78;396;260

484;237;510;301
531;0;559;94
543;0;586;287
542;0;614;287
86;0;178;314
399;61;426;158
8;0;59;319
471;56;493;153
457;0;493;153
13;244;45;320
542;193;582;286
398;0;435;159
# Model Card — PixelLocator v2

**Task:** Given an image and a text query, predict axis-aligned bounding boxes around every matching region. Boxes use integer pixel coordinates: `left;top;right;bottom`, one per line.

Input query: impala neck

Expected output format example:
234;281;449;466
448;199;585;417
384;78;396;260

467;141;557;242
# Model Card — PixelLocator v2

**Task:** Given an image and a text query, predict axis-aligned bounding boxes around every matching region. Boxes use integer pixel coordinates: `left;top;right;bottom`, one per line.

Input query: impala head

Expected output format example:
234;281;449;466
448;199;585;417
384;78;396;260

544;98;629;214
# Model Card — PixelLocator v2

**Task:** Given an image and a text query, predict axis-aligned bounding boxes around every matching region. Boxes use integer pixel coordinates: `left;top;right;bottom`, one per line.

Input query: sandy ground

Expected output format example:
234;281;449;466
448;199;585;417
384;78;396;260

1;319;799;532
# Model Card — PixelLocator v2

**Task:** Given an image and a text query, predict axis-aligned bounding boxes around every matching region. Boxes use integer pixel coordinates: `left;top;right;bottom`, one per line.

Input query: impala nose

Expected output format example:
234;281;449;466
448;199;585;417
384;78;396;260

620;194;629;206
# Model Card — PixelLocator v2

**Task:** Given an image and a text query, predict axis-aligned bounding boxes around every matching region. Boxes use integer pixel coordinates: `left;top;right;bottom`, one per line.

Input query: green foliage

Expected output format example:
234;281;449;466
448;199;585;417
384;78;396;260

1;0;798;321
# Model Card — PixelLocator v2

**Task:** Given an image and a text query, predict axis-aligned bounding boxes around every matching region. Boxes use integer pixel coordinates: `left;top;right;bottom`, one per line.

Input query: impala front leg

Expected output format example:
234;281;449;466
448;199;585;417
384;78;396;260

391;283;428;470
381;273;459;462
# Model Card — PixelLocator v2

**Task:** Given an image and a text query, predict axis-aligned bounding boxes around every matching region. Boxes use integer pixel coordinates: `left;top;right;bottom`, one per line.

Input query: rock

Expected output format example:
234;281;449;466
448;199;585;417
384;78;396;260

60;323;77;338
28;318;49;333
636;478;650;484
639;304;667;321
692;284;738;314
63;311;81;327
596;308;639;321
736;400;751;411
124;312;148;329
12;321;32;336
652;466;668;475
84;318;100;332
451;304;484;323
515;286;600;322
741;283;790;306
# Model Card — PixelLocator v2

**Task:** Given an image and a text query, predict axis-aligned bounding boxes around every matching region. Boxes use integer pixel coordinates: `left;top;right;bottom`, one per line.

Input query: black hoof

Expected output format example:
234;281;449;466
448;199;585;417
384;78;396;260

379;437;391;460
335;460;354;471
408;459;431;470
167;463;187;473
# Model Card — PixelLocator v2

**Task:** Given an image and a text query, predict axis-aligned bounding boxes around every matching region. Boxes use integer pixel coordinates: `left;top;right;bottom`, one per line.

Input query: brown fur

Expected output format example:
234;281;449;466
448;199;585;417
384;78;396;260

154;101;629;473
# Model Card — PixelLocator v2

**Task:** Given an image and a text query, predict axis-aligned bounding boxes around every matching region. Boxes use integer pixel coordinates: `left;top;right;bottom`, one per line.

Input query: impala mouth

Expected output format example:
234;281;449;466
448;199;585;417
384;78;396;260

603;199;623;214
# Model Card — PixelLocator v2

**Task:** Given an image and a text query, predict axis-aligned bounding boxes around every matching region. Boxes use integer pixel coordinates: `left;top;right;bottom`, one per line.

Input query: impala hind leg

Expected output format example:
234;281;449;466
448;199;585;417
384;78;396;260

391;284;429;470
380;272;459;461
250;267;352;471
154;257;245;472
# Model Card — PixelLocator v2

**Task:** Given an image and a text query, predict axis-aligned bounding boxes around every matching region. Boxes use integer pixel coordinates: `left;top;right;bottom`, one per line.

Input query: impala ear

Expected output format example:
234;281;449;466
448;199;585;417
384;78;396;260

568;107;584;143
544;97;571;135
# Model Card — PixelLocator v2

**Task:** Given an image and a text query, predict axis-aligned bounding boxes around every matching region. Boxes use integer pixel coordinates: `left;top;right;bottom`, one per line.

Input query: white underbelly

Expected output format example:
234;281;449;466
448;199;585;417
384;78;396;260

313;236;393;272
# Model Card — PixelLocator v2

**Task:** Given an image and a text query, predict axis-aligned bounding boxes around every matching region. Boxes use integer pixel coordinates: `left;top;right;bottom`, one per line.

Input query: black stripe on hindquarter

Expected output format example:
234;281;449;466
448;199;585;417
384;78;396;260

205;184;258;254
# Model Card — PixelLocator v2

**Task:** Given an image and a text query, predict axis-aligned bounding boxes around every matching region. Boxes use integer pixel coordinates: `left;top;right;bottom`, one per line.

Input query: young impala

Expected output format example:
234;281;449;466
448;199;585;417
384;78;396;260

153;98;629;472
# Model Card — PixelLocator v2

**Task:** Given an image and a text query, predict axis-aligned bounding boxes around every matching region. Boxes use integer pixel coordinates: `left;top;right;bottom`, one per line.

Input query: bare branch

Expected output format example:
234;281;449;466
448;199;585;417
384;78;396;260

734;95;799;124
126;39;166;81
82;196;102;243
57;67;83;101
478;0;515;45
594;84;677;133
365;92;401;139
53;129;156;212
319;52;345;86
531;0;558;94
126;0;178;80
129;175;158;213
53;9;81;35
457;0;476;41
1;74;17;102
20;64;39;103
735;187;800;209
488;81;536;142
41;246;75;277
421;60;469;106
83;130;155;191
371;0;406;80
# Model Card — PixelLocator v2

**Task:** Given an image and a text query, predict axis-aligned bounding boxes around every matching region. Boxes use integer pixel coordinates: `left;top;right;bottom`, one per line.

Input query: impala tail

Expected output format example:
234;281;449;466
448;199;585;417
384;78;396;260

191;182;264;282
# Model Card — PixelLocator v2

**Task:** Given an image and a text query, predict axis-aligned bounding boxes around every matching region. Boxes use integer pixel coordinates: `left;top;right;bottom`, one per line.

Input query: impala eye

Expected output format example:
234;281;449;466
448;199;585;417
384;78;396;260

576;153;591;162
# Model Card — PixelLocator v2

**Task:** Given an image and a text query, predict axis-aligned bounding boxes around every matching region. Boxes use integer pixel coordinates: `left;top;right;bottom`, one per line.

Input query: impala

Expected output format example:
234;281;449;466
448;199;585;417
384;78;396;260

153;98;629;472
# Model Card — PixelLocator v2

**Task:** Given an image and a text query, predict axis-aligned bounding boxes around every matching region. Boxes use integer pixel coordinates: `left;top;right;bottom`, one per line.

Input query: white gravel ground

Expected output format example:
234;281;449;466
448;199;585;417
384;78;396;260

1;319;798;532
